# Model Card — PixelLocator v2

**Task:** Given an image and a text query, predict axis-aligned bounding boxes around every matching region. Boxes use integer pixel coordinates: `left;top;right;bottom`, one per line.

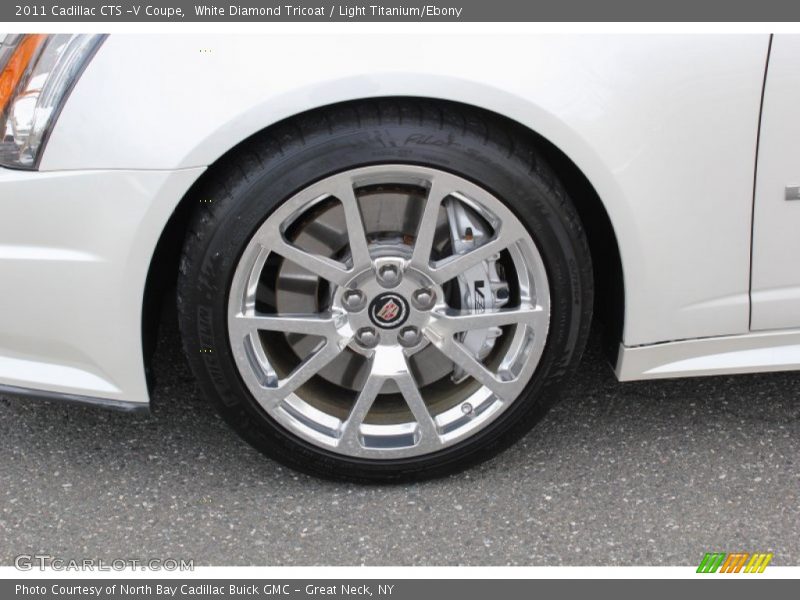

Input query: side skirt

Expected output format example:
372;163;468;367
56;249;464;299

616;328;800;381
0;383;149;414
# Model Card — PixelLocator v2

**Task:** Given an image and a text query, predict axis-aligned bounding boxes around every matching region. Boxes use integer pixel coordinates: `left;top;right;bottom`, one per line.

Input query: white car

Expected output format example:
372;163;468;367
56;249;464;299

1;33;797;481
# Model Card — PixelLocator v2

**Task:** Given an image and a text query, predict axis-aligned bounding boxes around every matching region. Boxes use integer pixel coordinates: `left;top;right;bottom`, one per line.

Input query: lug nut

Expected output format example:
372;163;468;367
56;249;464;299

342;289;366;312
376;263;402;288
355;327;379;348
397;326;422;348
411;288;436;311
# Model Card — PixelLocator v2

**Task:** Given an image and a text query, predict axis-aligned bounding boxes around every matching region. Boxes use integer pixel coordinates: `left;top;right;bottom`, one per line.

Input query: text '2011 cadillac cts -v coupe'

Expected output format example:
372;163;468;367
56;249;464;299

1;33;797;481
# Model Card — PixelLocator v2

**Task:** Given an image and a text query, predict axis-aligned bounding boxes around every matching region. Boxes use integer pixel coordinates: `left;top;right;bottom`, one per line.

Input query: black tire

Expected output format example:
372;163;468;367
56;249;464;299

177;99;593;482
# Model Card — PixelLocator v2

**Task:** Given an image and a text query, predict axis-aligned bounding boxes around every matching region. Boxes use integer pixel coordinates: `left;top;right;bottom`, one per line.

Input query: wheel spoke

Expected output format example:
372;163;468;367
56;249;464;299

230;312;340;340
410;178;451;269
431;335;519;401
271;339;346;400
394;369;441;451
427;233;518;284
271;237;351;287
430;305;546;335
338;371;383;449
334;180;372;272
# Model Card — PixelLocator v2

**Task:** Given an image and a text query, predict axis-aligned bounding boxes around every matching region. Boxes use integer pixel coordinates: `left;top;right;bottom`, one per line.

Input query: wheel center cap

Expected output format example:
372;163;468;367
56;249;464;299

368;292;410;329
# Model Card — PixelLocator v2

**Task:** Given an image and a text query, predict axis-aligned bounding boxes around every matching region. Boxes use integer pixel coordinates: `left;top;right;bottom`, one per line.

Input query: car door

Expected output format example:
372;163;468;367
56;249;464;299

751;34;800;331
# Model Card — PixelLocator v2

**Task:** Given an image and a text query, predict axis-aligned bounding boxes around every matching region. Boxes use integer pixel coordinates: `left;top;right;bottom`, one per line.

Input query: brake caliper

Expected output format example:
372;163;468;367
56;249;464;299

445;198;510;384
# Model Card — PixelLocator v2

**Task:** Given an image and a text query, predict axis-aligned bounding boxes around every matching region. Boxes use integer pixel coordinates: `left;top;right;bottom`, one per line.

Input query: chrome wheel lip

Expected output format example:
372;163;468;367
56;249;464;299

227;164;551;460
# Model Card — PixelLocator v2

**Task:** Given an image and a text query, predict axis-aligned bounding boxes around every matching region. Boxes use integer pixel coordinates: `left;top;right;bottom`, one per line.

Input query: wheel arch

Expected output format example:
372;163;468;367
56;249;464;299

141;97;625;392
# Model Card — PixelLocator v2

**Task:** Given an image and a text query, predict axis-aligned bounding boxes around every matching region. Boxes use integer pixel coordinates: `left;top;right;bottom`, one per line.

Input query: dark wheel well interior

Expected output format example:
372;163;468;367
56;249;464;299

141;98;625;394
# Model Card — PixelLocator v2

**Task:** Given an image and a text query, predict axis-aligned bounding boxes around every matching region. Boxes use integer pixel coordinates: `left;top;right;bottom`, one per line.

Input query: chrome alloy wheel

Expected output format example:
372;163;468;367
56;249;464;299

227;165;550;459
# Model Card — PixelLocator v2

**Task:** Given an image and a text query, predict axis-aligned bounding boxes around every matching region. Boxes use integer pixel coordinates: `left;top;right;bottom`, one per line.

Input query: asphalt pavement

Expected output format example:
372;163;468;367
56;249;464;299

1;308;799;566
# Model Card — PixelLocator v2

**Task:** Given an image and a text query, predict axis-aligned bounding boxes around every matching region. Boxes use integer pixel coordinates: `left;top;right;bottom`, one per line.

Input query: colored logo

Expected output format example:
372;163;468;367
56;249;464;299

369;293;409;329
696;552;773;573
377;300;400;321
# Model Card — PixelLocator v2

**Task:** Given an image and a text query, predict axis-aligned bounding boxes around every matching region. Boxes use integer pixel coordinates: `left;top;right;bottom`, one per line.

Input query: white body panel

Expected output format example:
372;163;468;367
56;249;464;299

0;167;203;404
751;35;800;331
1;33;796;407
44;34;768;349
